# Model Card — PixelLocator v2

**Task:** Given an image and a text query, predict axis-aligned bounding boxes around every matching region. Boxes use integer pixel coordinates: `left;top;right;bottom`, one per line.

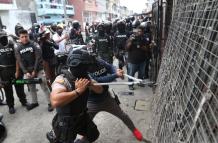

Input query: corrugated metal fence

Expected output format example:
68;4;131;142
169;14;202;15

150;0;218;142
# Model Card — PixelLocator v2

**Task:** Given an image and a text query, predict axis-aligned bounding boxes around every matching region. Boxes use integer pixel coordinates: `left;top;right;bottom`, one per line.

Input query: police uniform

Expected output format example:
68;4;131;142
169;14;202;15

87;59;137;135
114;32;128;69
0;33;27;110
15;41;50;106
95;35;113;64
50;73;99;143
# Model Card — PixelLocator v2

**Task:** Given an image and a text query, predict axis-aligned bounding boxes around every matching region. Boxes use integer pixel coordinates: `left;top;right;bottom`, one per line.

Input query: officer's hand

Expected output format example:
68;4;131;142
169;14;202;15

31;71;36;78
116;69;124;79
75;78;90;95
26;73;31;78
15;72;19;79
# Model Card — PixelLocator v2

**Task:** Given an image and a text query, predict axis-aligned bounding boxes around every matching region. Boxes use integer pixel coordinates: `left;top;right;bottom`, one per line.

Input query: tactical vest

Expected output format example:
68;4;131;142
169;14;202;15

115;32;128;51
17;42;36;71
96;35;113;63
56;71;89;116
0;40;16;66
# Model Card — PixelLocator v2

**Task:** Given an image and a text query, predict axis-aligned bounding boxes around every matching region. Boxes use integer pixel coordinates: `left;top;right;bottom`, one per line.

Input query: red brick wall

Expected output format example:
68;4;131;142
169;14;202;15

69;0;85;27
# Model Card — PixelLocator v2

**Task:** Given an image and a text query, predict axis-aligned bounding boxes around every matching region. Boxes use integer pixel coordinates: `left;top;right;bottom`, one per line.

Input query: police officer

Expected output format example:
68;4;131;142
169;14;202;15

47;49;101;143
94;23;113;64
75;47;144;142
69;20;84;45
15;29;52;111
0;30;29;114
114;20;129;69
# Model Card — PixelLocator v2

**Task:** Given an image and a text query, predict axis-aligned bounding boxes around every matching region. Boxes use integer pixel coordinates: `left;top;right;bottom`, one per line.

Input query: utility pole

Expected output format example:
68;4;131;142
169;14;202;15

63;0;68;24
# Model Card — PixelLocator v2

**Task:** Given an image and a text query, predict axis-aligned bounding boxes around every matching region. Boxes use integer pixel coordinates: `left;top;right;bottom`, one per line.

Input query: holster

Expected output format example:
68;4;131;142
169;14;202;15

52;113;84;142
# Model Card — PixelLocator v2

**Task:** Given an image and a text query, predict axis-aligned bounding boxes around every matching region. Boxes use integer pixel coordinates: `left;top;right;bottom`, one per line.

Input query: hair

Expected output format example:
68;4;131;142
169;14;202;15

18;29;28;36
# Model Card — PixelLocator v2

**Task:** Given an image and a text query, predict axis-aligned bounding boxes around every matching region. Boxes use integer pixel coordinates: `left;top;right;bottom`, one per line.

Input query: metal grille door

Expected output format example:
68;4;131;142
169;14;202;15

151;0;218;143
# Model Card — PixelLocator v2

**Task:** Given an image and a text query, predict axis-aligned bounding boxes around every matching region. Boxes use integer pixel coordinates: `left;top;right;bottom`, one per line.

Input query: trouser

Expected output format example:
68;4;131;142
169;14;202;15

144;55;151;79
116;51;126;69
87;93;136;131
0;67;27;107
52;112;99;143
43;59;56;90
25;70;50;104
128;61;146;86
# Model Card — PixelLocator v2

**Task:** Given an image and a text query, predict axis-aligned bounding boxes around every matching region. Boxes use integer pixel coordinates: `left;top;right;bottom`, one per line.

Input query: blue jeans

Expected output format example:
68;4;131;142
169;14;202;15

127;61;146;86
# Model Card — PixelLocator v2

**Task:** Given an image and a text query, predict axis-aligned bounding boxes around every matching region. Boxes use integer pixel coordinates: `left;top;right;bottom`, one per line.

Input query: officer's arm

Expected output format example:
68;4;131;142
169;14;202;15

51;78;90;108
50;84;80;108
14;45;28;74
88;60;118;83
33;43;42;72
89;80;104;94
126;39;132;51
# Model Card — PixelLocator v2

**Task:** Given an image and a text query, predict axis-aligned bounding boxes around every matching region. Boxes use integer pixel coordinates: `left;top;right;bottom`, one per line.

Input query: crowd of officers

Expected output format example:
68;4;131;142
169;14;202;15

0;15;153;143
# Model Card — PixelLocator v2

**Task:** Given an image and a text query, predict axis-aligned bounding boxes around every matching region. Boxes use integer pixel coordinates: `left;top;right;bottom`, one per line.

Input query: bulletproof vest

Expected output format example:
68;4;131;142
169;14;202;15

96;35;112;54
17;42;36;70
115;32;128;51
0;40;16;66
56;70;89;116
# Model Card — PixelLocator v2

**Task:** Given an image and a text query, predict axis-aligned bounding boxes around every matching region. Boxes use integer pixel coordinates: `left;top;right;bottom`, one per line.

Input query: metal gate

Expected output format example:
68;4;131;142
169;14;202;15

150;0;218;142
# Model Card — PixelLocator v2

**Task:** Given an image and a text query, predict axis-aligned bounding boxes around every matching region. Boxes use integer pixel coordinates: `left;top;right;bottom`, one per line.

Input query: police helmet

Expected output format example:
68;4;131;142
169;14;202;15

104;21;112;31
130;16;135;22
97;22;104;30
0;31;8;46
0;113;6;142
67;49;96;68
140;21;151;32
117;20;126;32
15;24;24;37
132;19;141;29
72;20;80;30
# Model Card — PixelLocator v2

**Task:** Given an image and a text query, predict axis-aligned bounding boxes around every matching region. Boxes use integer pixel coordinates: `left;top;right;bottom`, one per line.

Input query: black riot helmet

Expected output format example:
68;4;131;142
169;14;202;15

97;22;105;36
72;20;80;30
130;16;135;22
132;19;141;29
67;49;96;78
104;21;112;35
0;113;6;143
117;20;126;33
140;21;151;33
125;17;131;23
67;49;96;75
15;23;24;37
0;31;8;46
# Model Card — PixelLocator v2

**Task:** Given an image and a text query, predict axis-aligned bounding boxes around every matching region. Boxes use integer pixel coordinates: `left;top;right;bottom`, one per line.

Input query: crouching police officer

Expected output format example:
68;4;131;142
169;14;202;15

0;30;28;114
47;49;102;143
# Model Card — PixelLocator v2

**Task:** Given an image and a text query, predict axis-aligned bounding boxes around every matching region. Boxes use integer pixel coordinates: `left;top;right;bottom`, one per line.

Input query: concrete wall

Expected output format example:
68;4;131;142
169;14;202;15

1;10;34;34
69;0;84;26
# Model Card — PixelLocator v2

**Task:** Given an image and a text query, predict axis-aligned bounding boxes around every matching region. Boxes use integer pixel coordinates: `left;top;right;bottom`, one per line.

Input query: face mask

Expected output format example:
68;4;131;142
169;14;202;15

70;65;88;78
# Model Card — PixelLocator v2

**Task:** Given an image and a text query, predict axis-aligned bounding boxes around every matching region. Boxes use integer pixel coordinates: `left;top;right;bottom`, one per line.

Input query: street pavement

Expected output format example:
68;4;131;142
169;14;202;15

0;78;153;143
